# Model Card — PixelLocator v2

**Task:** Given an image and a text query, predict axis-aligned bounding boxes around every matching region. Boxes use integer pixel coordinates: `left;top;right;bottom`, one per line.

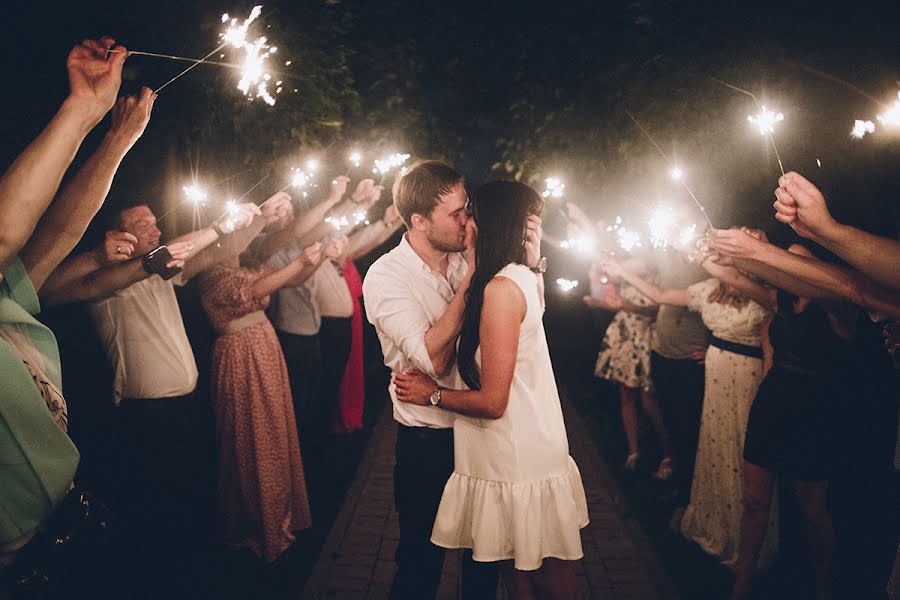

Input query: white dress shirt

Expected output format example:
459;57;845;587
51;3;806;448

363;234;468;429
87;275;198;404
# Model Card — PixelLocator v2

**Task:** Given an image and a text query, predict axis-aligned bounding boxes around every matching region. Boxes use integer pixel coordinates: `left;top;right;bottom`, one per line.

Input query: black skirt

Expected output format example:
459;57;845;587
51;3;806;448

743;368;843;481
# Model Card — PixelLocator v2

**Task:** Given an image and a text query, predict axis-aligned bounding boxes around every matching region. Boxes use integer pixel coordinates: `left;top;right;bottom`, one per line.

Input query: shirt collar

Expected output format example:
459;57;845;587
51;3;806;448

397;233;465;277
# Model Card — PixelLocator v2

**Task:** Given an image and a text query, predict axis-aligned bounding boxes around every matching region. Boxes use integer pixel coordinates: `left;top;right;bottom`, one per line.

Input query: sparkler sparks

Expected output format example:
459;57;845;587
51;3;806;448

616;227;642;252
670;167;684;180
542;177;566;199
352;210;370;226
851;119;876;139
348;152;362;169
677;224;698;248
183;184;208;205
560;236;594;254
373;153;411;175
747;106;784;136
556;278;580;293
876;92;900;128
648;206;676;249
325;216;351;231
220;6;278;105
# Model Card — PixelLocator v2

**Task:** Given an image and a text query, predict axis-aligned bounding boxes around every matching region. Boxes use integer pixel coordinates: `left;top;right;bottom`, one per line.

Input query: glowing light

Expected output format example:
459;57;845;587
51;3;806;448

677;224;698;247
183;184;208;204
670;167;684;180
851;119;876;139
816;158;822;168
747;106;784;136
648;206;676;249
289;167;313;189
352;210;368;226
306;159;319;172
876;92;900;127
542;177;565;199
220;6;277;105
325;215;351;231
556;278;580;293
348;152;362;168
560;236;595;254
616;228;642;252
373;153;411;175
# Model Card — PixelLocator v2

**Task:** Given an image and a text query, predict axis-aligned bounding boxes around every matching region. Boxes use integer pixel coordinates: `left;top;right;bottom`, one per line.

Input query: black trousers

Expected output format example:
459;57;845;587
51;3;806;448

650;352;705;505
391;425;499;600
319;316;353;428
276;330;323;462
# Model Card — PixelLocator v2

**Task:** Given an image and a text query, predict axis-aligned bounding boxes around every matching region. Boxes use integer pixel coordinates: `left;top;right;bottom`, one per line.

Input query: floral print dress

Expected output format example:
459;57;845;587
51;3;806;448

594;283;657;391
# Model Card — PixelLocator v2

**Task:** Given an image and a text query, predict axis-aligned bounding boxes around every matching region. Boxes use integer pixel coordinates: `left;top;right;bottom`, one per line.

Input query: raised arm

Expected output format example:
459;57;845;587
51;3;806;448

252;242;322;299
0;38;126;269
604;260;689;307
708;228;900;319
393;276;525;419
700;257;776;311
774;171;900;291
22;88;155;291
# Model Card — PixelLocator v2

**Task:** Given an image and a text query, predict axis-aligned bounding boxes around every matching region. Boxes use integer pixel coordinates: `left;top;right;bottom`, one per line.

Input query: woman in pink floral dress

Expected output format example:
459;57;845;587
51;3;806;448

199;240;327;562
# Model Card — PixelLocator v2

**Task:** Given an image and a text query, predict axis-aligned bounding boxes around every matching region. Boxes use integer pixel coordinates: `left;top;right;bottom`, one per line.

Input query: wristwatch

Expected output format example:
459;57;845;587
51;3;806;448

211;221;228;238
429;387;442;406
530;256;547;274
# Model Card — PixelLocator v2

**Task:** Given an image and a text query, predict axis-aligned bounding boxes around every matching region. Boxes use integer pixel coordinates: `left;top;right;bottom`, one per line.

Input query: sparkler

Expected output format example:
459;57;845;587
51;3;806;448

221;6;278;105
325;215;351;232
542;177;566;199
624;110;713;229
373;153;411;175
876;92;900;127
677;224;698;248
711;78;786;176
851;120;876;139
647;205;676;249
560;236;594;254
556;278;580;293
616;227;642;252
348;152;362;169
352;210;370;226
183;184;208;205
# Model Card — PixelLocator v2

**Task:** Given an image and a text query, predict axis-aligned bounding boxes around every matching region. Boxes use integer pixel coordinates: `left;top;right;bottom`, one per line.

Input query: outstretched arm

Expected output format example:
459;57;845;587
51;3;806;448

394;276;525;419
773;171;900;291
22;88;155;291
701;257;776;311
0;38;126;270
604;261;689;307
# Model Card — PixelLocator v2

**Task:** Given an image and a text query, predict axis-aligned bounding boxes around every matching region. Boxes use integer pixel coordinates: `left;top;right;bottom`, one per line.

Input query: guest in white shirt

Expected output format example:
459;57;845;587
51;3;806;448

363;161;544;600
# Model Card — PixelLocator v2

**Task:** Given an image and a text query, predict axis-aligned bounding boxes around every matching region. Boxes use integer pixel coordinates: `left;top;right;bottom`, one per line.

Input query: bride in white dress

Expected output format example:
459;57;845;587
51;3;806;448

393;180;588;599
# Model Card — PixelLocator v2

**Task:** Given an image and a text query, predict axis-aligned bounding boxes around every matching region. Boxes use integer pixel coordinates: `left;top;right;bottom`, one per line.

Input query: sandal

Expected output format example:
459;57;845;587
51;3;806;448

653;457;673;480
624;452;640;471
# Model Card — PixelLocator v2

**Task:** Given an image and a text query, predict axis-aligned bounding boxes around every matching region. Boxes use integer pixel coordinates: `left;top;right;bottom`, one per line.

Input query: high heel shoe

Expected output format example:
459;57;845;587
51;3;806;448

624;452;640;471
653;457;673;480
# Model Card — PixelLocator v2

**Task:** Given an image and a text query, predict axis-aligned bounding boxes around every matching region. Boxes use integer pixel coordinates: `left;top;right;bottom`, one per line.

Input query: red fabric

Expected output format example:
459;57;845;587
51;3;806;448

333;258;365;433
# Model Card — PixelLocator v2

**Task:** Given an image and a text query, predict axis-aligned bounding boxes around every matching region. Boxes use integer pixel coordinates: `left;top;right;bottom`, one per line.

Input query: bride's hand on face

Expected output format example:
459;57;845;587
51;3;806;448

464;220;478;269
524;215;543;269
393;369;438;405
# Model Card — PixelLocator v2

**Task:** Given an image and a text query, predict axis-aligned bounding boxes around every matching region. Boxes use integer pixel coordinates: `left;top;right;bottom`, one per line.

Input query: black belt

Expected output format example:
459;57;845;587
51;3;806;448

397;423;452;441
710;336;763;359
121;389;197;407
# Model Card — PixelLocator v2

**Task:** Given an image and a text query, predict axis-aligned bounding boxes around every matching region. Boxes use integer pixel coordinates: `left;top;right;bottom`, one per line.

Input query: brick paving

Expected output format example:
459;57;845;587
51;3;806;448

301;396;680;600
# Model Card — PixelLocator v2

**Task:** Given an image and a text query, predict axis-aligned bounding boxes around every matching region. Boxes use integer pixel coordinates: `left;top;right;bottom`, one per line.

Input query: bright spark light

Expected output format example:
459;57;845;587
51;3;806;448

747;106;784;135
373;153;411;175
348;152;362;168
670;167;684;180
289;167;312;189
648;206;676;249
220;6;278;105
876;92;900;128
556;278;580;293
221;199;241;232
616;227;642;252
352;210;369;226
306;159;319;172
851;120;876;139
677;224;698;247
183;184;208;205
542;177;566;199
325;215;351;231
560;236;595;254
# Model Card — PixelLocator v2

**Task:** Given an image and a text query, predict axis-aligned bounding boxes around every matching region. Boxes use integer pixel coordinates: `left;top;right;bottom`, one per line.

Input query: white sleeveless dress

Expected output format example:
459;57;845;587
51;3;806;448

430;263;589;571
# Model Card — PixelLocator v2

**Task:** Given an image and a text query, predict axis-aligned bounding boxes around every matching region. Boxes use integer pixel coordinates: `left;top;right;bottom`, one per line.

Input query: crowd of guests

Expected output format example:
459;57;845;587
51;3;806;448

0;37;897;600
582;172;899;599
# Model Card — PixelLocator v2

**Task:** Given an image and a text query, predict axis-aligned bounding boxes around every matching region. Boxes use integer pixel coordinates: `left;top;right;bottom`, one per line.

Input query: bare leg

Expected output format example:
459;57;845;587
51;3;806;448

620;385;640;464
531;558;579;600
730;461;776;600
794;480;833;600
501;561;537;600
640;387;674;460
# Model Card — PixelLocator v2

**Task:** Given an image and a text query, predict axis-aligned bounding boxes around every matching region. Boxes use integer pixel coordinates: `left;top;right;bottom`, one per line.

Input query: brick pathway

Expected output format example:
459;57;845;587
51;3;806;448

301;396;680;600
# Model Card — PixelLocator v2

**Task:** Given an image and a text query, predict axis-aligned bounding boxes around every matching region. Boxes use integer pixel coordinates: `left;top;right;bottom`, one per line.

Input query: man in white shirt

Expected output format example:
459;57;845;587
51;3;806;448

363;161;543;599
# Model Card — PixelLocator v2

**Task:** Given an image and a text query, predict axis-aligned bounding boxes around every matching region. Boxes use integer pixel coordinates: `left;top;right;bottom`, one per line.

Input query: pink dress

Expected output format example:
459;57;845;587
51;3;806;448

200;264;311;562
333;258;365;434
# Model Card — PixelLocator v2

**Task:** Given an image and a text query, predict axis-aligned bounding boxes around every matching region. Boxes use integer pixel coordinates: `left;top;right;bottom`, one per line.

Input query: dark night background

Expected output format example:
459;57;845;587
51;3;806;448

1;1;897;599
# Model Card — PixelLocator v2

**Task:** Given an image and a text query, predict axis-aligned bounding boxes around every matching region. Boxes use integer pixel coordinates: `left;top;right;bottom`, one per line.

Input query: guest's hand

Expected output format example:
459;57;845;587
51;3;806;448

599;259;623;279
688;345;707;366
393;369;439;405
165;240;193;269
524;215;543;269
328;176;350;203
260;192;292;224
100;230;138;262
300;242;322;266
226;203;262;231
382;204;400;226
706;227;765;260
774;172;837;241
107;87;155;151
352;179;383;207
66;37;126;123
325;236;349;259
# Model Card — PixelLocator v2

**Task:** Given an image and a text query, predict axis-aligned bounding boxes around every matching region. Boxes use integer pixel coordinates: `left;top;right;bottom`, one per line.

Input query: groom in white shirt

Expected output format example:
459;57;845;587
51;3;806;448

363;161;542;599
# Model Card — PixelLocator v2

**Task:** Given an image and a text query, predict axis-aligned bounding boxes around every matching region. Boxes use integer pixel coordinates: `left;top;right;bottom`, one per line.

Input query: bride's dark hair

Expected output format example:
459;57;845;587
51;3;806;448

457;180;543;390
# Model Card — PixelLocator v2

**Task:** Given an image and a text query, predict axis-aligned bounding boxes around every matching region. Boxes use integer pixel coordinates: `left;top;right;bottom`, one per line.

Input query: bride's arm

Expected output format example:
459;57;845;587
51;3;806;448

393;277;525;419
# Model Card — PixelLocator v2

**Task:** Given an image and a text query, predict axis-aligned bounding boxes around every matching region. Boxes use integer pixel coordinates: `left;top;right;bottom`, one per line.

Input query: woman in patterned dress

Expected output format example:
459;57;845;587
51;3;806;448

199;237;337;562
585;255;673;478
606;245;779;568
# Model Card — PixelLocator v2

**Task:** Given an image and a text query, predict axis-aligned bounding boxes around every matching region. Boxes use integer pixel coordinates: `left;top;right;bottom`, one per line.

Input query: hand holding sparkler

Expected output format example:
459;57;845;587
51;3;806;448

773;172;837;241
214;202;260;233
705;227;766;261
324;236;349;260
259;192;293;224
299;242;322;266
328;176;350;202
107;87;156;151
101;231;139;263
66;37;127;123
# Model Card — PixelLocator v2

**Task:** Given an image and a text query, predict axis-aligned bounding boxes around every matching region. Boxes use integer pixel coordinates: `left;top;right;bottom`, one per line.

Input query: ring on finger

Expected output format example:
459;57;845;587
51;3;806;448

115;245;121;253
